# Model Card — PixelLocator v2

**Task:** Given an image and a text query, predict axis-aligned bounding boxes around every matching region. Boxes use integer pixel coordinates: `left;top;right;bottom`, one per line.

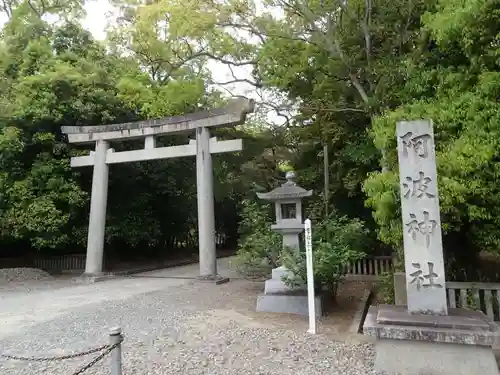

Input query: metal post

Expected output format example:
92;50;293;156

109;327;122;375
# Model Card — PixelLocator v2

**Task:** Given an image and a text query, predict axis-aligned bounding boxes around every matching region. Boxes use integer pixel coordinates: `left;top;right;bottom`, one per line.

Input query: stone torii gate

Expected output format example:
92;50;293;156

61;98;254;280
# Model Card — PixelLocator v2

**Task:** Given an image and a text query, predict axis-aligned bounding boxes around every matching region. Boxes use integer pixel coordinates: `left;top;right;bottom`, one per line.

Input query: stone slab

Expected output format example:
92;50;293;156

272;266;290;280
374;335;500;375
377;304;490;330
195;275;230;285
256;293;324;317
364;305;499;347
264;278;294;294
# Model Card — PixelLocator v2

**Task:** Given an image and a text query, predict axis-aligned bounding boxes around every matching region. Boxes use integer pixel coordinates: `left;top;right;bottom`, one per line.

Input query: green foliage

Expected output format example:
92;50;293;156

377;271;396;304
282;214;368;296
0;0;498;280
234;199;281;278
0;127;87;248
364;0;500;278
0;2;271;257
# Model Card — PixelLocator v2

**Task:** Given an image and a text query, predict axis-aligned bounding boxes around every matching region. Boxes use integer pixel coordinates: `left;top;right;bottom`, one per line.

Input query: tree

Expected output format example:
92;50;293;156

0;0;277;259
364;0;500;279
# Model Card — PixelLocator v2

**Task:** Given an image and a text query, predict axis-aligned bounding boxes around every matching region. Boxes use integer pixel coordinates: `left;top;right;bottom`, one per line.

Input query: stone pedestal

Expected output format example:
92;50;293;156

263;266;300;294
364;304;500;375
256;265;323;317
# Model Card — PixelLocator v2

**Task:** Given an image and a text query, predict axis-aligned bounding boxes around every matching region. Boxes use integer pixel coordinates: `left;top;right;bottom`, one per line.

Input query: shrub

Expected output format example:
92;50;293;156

377;271;395;304
234;199;281;278
281;214;369;297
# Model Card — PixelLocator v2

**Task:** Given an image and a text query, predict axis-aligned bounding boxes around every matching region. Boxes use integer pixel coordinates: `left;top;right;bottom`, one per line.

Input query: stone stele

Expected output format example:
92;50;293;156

363;120;500;375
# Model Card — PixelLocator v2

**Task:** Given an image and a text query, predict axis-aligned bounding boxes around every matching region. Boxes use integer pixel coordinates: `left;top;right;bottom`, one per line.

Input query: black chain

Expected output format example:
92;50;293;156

0;344;110;362
71;338;122;375
0;334;124;375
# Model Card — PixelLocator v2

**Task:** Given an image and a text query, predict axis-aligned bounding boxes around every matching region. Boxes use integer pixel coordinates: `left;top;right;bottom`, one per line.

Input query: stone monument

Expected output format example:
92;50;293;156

363;120;500;375
255;171;323;317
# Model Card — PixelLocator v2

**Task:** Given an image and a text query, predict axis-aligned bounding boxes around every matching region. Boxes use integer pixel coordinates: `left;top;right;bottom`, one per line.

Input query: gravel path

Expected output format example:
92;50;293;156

0;259;377;375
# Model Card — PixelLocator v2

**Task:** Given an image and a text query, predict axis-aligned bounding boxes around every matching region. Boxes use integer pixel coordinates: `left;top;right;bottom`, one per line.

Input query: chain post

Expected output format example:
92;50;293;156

109;327;122;375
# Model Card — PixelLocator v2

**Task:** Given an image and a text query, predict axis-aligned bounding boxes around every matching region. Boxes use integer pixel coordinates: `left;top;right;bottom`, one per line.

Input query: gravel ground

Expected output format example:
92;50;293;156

0;268;54;283
0;260;378;375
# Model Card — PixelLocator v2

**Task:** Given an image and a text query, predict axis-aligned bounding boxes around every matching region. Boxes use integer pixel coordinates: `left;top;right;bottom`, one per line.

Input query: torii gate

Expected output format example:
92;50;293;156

61;98;254;281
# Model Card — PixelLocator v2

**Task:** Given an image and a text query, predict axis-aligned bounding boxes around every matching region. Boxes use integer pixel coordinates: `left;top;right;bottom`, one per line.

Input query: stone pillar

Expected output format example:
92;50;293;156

363;120;500;375
393;272;408;306
397;120;447;315
196;126;217;278
85;140;110;275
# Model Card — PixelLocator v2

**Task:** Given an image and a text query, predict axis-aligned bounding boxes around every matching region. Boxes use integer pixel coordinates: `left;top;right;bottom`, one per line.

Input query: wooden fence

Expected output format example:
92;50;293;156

446;281;500;321
345;256;393;276
33;254;87;272
15;254;396;276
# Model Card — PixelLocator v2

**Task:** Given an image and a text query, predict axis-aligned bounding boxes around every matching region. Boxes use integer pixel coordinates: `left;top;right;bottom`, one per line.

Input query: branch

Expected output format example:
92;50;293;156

26;0;41;17
290;0;371;105
209;78;262;88
1;0;12;18
361;0;372;76
217;21;316;46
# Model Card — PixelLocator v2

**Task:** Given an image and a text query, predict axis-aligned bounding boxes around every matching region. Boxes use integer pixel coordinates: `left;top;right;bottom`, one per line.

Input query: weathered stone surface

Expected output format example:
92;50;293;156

264;278;292;294
396;120;448;315
393;272;408;306
374;336;500;375
257;171;312;201
256;292;324;317
272;266;290;280
264;267;304;294
377;304;490;330
61;98;255;143
62;98;255;134
364;305;499;347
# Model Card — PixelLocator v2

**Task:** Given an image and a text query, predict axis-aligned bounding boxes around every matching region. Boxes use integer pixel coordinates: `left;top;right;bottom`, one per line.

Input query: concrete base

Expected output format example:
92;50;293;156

195;275;230;285
375;337;498;375
78;272;115;283
256;292;324;317
364;304;500;375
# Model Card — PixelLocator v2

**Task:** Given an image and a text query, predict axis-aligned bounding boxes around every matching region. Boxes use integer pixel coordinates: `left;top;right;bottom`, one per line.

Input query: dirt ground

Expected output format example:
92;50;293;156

215;277;375;340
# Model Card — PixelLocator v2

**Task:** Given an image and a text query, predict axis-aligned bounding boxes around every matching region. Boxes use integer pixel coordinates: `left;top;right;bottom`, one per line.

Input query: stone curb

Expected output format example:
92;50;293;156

349;287;375;334
77;253;236;284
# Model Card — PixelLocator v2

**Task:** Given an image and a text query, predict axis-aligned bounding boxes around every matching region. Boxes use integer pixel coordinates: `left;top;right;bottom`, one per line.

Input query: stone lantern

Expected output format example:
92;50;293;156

255;171;322;317
257;171;312;252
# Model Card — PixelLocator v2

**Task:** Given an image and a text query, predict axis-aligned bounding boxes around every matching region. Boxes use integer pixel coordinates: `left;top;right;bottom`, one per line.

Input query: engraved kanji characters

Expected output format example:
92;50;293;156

405;211;437;248
403;171;435;199
409;262;443;291
400;132;431;159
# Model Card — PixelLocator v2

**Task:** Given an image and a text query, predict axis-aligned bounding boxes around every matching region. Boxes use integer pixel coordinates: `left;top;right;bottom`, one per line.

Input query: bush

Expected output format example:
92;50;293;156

377;271;395;304
281;214;369;297
234;199;281;278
